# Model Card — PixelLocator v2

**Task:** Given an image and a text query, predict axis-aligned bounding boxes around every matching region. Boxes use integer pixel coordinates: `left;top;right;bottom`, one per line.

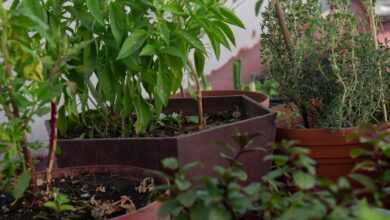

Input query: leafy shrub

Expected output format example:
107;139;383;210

259;0;389;128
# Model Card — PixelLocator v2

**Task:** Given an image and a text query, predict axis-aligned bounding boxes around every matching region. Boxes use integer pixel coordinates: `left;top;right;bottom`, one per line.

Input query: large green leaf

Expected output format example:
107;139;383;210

133;96;153;134
194;49;205;76
11;169;31;200
87;0;104;25
109;2;126;45
117;30;148;60
219;6;245;28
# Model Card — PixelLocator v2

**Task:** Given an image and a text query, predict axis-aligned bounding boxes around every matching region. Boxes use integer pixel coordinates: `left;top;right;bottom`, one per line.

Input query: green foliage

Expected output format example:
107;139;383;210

158;130;390;220
245;77;280;98
0;0;90;199
58;0;243;136
44;188;75;214
260;0;389;128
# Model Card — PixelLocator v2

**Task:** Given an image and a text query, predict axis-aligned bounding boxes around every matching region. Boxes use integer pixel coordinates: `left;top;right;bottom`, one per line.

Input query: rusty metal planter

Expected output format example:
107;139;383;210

57;96;276;182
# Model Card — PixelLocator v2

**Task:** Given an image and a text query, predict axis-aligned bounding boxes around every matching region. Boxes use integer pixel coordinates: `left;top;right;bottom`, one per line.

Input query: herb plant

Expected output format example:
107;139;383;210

44;188;75;215
1;0;90;200
59;0;244;137
158;129;390;220
259;0;389;128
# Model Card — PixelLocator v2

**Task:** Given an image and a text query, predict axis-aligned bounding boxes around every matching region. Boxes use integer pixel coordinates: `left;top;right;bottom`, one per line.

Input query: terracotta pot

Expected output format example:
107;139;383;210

174;90;270;108
277;123;390;180
34;165;165;220
57;96;276;183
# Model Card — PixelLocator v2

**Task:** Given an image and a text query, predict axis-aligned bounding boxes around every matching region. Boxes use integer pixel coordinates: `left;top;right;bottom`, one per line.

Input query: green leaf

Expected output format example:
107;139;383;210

351;148;367;158
194;49;205;76
190;203;209;220
117;30;148;60
209;206;233;220
109;2;126;45
175;178;192;191
87;0;104;25
293;171;316;190
60;204;75;212
255;0;264;16
43;201;58;211
177;191;197;207
159;200;183;218
133;96;153;134
12;169;31;200
178;30;206;53
219;7;245;28
350;174;377;192
140;44;157;56
162;158;179;170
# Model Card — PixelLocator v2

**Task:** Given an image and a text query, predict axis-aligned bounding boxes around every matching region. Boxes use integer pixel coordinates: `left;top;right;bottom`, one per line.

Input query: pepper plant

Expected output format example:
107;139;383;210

59;0;244;137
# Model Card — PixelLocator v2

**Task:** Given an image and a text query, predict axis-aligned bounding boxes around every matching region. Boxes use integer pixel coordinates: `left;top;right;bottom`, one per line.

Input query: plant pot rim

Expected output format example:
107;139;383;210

277;122;390;146
34;165;165;220
59;95;274;142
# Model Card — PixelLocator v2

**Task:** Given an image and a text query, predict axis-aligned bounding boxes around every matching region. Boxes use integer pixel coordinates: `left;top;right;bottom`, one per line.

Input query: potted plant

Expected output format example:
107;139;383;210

0;1;165;219
259;0;389;180
158;130;390;220
55;0;276;182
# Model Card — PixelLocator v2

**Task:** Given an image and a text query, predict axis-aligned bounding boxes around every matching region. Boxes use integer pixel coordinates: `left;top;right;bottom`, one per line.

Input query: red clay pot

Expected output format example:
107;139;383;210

34;165;165;220
174;90;270;108
277;123;390;180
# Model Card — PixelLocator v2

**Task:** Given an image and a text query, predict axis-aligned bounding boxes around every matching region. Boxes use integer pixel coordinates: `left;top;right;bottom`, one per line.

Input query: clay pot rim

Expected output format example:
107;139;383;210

277;122;390;146
34;165;165;220
277;122;390;133
59;95;275;142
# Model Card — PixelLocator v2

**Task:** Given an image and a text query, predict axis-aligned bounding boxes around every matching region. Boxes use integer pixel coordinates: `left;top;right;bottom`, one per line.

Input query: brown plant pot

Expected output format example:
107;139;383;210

277;123;390;180
34;165;165;220
174;90;270;108
57;96;276;182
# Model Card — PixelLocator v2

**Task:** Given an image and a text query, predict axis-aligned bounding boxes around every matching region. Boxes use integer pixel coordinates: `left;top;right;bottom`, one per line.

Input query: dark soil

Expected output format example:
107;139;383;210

0;173;154;220
60;108;247;139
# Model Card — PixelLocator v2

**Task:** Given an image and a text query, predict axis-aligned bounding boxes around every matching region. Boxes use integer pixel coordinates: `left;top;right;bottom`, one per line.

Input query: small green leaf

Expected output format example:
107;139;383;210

177;191;197;207
140;44;157;56
12;169;31;200
117;30;148;60
162;158;179;170
87;0;104;25
175;178;192;191
209;206;233;220
293;171;316;190
159;200;183;218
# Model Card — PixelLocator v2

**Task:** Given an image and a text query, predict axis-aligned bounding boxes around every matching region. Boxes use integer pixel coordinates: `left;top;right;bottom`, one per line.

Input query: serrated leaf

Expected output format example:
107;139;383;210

117;30;148;60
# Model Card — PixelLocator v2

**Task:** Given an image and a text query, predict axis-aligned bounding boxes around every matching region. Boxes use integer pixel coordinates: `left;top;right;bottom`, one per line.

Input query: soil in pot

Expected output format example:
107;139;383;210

60;107;247;139
0;167;159;220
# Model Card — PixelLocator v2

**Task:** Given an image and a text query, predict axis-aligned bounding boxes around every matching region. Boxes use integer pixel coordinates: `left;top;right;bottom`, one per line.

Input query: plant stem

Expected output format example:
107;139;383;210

367;0;388;122
187;59;205;129
272;0;291;52
46;99;58;192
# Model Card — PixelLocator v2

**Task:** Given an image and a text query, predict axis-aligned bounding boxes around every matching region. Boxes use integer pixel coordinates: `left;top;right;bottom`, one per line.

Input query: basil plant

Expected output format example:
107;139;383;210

59;0;244;137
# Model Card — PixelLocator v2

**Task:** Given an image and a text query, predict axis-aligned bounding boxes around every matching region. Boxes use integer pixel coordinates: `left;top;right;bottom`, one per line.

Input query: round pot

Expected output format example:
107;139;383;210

35;165;165;220
277;123;390;180
174;90;270;108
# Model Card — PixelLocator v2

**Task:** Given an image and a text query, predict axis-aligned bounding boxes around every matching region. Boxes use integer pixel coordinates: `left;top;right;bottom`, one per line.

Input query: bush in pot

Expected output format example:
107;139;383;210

0;1;166;219
258;0;390;179
55;0;276;182
158;129;390;220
